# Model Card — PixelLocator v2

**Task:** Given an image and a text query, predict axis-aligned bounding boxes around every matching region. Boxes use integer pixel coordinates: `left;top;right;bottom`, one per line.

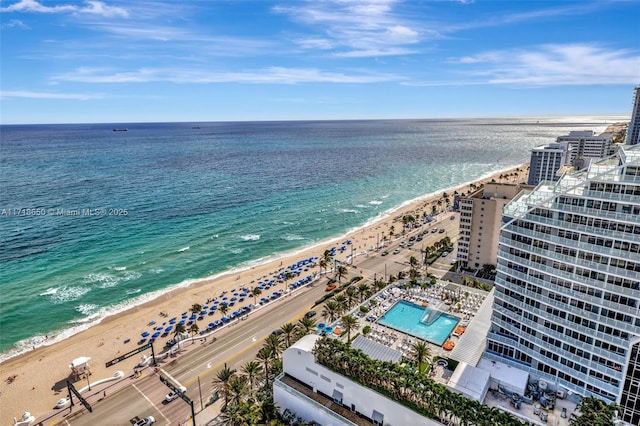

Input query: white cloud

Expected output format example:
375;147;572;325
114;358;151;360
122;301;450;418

0;90;102;100
0;0;129;18
453;43;640;86
275;0;423;57
1;19;29;29
52;66;402;84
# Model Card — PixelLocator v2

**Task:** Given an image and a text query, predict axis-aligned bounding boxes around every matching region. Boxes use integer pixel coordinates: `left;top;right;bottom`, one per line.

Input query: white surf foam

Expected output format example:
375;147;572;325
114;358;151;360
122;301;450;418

240;234;260;241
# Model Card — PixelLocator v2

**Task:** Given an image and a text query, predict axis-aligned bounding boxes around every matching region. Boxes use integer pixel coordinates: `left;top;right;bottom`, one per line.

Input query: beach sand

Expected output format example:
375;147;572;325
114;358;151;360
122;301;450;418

0;164;528;424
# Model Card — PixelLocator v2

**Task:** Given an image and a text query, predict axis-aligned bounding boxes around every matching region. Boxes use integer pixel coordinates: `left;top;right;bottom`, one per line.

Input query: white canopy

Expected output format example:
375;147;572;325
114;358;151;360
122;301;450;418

69;356;91;368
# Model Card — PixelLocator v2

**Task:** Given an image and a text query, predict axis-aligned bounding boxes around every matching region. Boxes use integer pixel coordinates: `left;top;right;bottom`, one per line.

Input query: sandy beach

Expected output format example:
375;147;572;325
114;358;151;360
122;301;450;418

0;164;528;425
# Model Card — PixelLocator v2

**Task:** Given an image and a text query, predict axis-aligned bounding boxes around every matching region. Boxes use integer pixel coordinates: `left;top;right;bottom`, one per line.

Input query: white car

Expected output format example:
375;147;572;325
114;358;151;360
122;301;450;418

55;398;68;409
133;416;155;426
165;386;187;402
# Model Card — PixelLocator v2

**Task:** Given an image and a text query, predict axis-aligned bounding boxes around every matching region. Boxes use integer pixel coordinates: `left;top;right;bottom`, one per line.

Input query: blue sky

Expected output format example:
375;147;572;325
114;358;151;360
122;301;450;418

1;0;639;124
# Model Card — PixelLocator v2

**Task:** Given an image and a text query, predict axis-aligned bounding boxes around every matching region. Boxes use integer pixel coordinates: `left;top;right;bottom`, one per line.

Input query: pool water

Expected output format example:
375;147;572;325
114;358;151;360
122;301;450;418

378;300;460;346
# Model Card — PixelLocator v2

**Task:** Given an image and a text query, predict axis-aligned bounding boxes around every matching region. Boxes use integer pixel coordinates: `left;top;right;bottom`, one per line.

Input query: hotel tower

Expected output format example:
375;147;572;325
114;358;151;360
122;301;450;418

485;144;640;425
626;85;640;145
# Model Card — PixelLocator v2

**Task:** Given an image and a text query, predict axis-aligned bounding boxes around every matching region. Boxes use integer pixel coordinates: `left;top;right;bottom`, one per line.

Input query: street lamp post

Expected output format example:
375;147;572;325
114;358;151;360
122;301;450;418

86;373;91;391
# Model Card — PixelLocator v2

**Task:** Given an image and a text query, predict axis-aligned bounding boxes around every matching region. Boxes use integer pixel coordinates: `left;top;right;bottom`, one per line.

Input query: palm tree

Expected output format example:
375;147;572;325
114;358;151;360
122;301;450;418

241;361;261;396
319;258;329;275
345;286;357;308
188;322;199;343
334;294;348;315
409;256;419;268
251;287;262;305
280;322;296;348
357;282;370;302
256;347;274;386
214;365;236;409
336;265;348;282
411;341;431;373
190;303;202;317
570;396;619;426
374;279;386;292
172;322;186;345
283;271;294;291
219;303;229;318
322;300;339;322
263;334;282;358
409;268;421;281
297;316;316;336
228;375;249;407
341;315;358;342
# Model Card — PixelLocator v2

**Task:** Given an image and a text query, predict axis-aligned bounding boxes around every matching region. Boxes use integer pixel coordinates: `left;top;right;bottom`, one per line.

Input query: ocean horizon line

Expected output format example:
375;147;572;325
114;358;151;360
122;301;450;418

0;115;628;127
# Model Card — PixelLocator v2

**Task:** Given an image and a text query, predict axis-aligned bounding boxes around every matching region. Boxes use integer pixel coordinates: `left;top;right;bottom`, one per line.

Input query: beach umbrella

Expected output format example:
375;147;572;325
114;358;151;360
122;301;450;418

231;297;238;301
141;331;150;337
152;332;160;338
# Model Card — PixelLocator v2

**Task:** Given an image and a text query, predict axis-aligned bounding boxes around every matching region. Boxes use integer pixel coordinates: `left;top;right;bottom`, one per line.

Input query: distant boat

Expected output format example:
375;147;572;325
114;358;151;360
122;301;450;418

113;128;128;132
192;126;201;129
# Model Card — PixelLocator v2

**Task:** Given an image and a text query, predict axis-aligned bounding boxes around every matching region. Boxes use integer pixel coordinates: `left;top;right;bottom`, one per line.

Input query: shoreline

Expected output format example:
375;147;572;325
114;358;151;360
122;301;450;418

0;163;528;424
0;162;525;365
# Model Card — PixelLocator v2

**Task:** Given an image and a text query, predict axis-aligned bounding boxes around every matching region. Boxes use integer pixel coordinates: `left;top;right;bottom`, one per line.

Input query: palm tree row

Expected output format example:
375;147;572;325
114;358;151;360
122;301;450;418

321;282;374;323
213;315;319;425
313;337;525;426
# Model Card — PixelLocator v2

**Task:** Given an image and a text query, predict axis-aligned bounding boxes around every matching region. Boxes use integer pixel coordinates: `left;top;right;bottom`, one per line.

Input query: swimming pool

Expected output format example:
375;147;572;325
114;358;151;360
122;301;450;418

378;300;459;346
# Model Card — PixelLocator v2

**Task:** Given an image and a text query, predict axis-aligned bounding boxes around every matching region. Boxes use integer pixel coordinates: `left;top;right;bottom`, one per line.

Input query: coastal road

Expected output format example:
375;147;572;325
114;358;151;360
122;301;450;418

64;212;460;425
353;212;459;280
65;280;331;426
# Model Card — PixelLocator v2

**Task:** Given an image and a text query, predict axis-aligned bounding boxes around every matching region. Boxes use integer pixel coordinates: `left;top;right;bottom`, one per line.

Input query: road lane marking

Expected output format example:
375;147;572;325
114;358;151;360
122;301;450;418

132;383;169;424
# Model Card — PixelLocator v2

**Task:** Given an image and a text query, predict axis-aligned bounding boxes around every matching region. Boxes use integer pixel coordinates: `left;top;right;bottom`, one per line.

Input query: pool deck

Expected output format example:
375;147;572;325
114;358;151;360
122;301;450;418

324;280;490;378
321;279;578;426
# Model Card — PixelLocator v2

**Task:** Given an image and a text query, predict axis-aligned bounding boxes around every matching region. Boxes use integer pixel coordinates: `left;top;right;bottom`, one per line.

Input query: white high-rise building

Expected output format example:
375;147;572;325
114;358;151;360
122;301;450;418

485;144;640;425
556;130;616;168
527;142;571;186
625;85;640;146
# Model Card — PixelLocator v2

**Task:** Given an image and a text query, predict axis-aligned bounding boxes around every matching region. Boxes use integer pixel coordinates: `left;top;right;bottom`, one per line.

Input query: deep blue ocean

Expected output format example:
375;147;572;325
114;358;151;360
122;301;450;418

0;118;609;361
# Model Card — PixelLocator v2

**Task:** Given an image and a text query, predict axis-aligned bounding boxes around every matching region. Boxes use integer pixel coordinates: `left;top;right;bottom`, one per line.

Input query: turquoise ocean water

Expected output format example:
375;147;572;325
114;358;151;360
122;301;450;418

0;118;609;361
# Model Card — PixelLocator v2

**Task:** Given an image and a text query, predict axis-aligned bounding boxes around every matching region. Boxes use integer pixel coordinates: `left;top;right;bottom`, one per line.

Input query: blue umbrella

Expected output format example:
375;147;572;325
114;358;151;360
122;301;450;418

141;331;150;337
152;332;160;338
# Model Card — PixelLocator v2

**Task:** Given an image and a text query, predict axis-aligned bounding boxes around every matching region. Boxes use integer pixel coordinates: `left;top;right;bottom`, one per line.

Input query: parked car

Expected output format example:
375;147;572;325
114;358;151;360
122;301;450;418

305;310;317;318
439;228;445;233
393;249;400;254
325;283;337;291
381;250;389;256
